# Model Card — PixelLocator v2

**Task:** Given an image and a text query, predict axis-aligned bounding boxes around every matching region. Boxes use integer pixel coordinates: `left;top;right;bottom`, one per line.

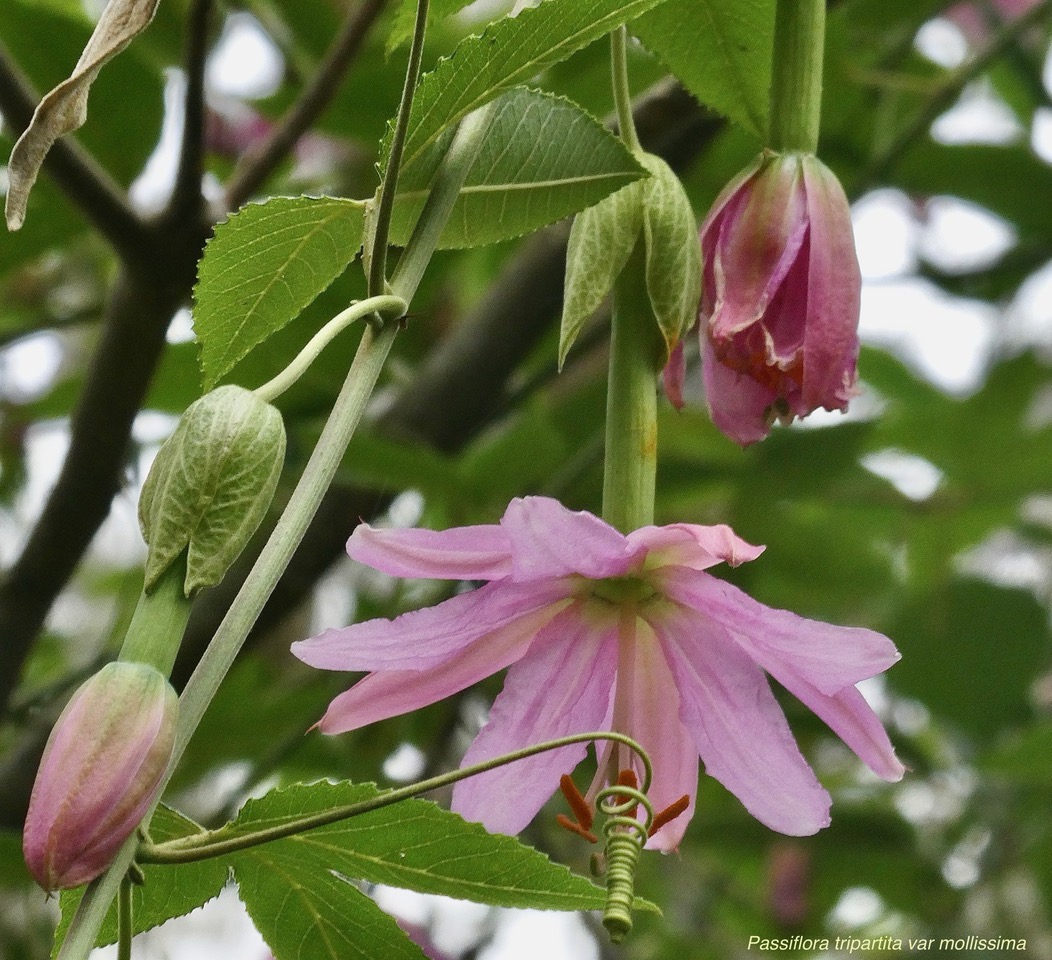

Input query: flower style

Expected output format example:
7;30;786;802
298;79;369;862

293;497;903;850
665;151;861;446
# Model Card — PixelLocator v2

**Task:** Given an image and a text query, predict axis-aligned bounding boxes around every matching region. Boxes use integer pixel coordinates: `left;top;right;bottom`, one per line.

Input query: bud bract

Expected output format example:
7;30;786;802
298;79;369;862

139;384;286;595
23;662;178;890
666;151;861;446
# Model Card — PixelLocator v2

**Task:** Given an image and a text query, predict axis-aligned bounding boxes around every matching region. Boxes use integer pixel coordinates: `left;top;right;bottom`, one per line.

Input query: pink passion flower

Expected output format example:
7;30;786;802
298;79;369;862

292;497;903;850
665;151;861;446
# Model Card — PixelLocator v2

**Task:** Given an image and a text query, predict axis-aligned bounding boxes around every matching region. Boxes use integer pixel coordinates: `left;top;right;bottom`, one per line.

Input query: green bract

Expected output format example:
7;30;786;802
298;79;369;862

560;153;700;368
139;385;286;596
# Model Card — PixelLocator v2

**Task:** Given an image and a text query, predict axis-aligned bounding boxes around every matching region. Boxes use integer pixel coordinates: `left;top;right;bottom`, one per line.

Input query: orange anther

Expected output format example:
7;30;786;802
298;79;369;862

649;794;690;837
555;813;599;845
559;774;594;831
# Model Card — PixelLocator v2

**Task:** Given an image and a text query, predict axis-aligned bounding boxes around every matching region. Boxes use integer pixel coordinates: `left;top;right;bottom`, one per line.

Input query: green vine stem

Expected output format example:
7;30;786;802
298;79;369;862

139;731;653;865
610;26;641;155
116;875;132;960
368;0;431;299
54;91;497;960
768;0;825;154
602;241;662;533
254;294;408;403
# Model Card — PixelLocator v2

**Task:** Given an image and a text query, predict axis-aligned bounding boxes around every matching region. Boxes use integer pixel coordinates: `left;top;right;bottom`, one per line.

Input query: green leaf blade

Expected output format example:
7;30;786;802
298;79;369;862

52;806;227;958
220;781;614;911
193;197;367;389
234;845;426;960
391;88;646;249
394;0;673;175
633;0;775;138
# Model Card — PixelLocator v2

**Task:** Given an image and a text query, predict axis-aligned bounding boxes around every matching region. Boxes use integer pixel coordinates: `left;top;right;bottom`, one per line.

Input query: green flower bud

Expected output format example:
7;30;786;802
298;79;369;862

139;385;286;596
560;152;700;368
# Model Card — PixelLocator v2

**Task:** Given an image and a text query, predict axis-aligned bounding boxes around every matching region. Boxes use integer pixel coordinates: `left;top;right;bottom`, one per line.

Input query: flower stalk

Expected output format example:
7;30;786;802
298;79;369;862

116;559;191;677
768;0;825;153
603;241;662;533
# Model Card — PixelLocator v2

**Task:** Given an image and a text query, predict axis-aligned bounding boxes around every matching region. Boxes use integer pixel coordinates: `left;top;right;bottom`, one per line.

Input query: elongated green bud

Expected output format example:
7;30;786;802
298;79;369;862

139;385;286;596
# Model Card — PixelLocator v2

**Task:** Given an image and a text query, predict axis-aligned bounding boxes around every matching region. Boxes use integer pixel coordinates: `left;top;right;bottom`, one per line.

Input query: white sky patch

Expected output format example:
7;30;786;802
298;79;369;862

829;887;884;929
862;449;945;501
383;742;427;782
167;306;196;344
852;191;920;279
1005;259;1052;352
1030;106;1052;162
130;69;186;214
931;80;1025;145
918;196;1016;273
207;12;284;99
859;278;997;393
1;332;64;402
90;886;268;960
914;17;969;68
478;910;598;960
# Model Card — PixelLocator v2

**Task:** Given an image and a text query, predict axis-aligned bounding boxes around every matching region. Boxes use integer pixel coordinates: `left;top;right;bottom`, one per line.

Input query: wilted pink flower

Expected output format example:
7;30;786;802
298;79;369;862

23;661;178;890
665;151;861;446
293;497;903;850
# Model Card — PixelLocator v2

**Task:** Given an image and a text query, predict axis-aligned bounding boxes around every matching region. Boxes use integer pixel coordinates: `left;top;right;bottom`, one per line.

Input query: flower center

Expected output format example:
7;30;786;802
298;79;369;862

586;575;658;608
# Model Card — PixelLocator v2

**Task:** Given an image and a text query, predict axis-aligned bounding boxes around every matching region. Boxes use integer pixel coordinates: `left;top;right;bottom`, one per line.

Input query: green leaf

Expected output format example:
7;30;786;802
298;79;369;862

193;197;367;389
888;579;1050;741
222;781;616;911
52;806;227;957
234;844;426;960
560;179;646;367
387;0;473;53
392;0;674;175
633;0;775;138
390;87;646;249
640;154;701;357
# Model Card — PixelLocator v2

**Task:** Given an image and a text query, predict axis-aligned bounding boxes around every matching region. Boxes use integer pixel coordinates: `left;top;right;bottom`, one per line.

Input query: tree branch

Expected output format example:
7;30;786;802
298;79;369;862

225;0;389;210
166;0;213;223
0;41;147;264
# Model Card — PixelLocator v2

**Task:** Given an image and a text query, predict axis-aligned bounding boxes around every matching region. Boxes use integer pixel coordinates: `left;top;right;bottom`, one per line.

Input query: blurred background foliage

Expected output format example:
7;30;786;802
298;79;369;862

2;0;1052;958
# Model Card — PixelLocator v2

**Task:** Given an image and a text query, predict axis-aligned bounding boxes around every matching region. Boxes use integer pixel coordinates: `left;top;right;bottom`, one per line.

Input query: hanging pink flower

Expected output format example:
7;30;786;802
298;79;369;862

292;497;902;850
946;0;1040;41
665;151;861;446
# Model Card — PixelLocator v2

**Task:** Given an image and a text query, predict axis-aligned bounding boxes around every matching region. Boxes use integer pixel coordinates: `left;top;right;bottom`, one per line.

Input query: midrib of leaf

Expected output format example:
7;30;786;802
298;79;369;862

396;171;635;203
253;856;348;960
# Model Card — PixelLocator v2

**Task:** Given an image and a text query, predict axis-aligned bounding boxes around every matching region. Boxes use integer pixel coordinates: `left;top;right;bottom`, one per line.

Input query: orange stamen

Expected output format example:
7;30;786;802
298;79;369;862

556;813;599;844
649;795;691;837
614;768;640;817
559;774;594;831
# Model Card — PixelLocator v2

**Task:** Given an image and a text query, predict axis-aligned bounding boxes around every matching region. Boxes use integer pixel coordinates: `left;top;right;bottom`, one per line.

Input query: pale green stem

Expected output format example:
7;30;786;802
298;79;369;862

768;0;825;153
54;83;497;960
254;295;407;403
602;242;661;533
116;876;132;960
610;26;641;154
388;102;498;300
139;731;653;865
116;557;191;677
368;0;430;298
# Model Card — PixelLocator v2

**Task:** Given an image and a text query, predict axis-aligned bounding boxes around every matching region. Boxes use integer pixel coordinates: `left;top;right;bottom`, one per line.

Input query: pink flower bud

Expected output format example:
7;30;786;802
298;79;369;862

23;662;178;890
674;151;861;446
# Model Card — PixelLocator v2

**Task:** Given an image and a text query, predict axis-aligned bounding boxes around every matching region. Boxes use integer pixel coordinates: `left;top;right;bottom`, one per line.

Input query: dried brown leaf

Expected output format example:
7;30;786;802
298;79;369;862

4;0;159;230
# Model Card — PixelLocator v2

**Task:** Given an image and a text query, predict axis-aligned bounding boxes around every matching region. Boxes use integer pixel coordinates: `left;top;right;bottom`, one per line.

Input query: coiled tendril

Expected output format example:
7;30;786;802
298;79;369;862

595;778;654;943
